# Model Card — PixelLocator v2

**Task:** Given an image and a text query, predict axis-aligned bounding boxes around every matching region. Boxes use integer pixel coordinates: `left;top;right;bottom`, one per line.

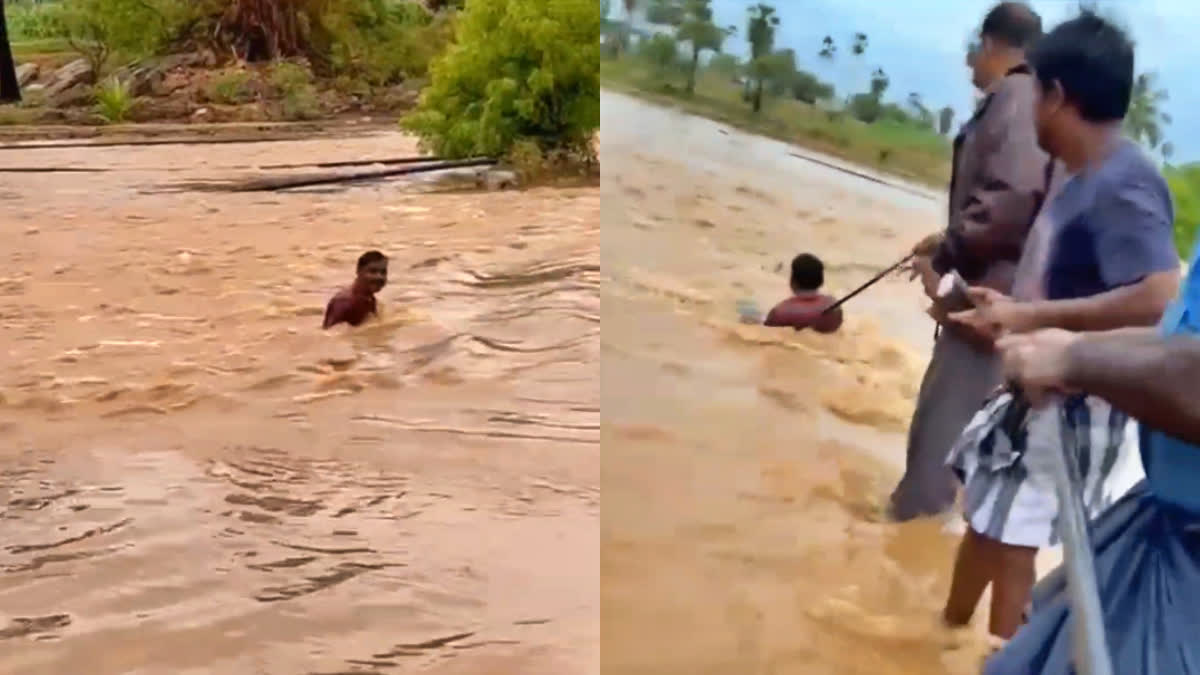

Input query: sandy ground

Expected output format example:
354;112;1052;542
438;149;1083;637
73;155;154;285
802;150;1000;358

599;90;1080;674
0;131;598;674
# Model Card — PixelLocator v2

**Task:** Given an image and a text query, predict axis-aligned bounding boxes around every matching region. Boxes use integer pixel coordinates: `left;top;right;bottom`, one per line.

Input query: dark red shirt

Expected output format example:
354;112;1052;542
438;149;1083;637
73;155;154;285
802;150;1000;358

763;293;843;333
322;287;377;329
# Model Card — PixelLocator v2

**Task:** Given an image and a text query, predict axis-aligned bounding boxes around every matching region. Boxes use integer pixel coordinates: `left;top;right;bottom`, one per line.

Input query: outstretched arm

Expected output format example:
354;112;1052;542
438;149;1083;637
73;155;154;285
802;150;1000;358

1061;331;1200;443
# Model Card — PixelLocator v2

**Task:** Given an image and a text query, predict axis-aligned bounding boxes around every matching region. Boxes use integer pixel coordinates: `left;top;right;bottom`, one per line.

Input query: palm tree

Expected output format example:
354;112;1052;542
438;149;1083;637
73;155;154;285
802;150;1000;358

0;0;19;103
818;35;835;60
676;0;729;95
851;32;868;57
869;68;888;98
620;0;638;53
1124;72;1170;150
1162;142;1175;164
746;3;779;114
938;105;955;135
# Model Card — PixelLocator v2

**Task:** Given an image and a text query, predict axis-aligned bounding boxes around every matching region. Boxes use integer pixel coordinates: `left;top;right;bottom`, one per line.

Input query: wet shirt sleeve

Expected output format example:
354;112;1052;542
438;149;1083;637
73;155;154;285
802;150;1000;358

1092;168;1180;289
934;78;1048;282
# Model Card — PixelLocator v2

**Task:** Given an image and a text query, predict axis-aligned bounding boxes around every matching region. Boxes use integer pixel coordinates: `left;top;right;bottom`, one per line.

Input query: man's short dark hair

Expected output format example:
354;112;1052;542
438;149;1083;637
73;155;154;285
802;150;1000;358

790;253;824;291
1028;11;1134;122
357;250;387;270
980;2;1042;49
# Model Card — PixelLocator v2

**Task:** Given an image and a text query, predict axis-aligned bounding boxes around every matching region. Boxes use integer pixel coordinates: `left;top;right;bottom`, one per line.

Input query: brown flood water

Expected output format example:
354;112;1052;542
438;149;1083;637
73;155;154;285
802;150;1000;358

601;91;999;674
0;132;598;674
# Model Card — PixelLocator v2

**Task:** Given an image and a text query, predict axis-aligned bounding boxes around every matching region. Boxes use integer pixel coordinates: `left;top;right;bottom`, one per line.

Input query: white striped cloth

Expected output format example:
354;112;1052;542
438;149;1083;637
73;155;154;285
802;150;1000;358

946;390;1144;548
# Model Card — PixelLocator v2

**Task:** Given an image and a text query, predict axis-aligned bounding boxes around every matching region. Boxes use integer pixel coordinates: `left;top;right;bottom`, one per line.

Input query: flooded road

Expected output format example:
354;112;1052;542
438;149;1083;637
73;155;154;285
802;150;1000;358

0;132;598;674
600;90;998;673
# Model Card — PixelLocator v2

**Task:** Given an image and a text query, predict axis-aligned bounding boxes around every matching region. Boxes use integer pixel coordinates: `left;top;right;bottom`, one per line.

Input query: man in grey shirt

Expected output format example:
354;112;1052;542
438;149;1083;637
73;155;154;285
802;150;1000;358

941;11;1180;643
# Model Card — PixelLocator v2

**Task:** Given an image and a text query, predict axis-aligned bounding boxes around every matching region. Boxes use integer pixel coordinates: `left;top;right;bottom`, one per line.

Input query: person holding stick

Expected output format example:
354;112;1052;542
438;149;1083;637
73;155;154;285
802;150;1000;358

938;12;1181;644
891;2;1052;522
983;239;1200;672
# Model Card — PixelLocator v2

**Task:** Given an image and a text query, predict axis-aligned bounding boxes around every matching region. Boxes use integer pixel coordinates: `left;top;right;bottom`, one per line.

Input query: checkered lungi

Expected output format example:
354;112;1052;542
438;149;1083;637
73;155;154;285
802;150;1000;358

946;390;1144;548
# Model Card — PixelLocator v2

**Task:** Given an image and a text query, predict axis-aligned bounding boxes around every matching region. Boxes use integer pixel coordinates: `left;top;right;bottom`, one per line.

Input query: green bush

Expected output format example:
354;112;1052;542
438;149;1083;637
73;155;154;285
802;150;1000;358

401;0;600;160
7;0;70;41
322;0;455;86
268;61;321;120
206;69;255;104
639;33;681;75
790;69;833;104
94;76;134;122
63;0;189;76
846;92;882;123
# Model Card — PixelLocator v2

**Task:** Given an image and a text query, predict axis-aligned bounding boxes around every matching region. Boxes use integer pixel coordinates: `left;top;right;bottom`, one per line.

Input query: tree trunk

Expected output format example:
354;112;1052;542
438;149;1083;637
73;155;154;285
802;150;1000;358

752;78;763;113
686;49;698;95
0;0;20;104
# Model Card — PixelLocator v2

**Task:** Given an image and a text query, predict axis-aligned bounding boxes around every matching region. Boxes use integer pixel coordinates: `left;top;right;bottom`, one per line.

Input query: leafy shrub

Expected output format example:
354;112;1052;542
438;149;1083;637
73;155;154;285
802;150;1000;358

94;76;134;122
706;53;741;80
268;61;320;120
790;70;834;104
205;69;255;104
639;33;681;74
63;0;187;76
846;92;882;123
401;0;600;161
323;0;455;86
7;0;70;41
507;138;545;182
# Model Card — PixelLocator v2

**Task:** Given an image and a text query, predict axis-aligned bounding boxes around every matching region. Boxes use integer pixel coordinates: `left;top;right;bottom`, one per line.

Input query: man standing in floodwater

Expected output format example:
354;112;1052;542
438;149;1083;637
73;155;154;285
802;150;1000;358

942;12;1180;643
323;250;388;329
891;2;1052;521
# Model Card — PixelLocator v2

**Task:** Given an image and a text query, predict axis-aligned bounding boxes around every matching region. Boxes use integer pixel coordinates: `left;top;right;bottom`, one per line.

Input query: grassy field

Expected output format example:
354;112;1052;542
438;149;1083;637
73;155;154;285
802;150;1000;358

600;57;953;187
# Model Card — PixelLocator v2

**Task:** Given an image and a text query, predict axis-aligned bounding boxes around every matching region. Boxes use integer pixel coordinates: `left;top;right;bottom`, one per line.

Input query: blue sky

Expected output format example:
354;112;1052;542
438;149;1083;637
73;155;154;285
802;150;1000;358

615;0;1200;162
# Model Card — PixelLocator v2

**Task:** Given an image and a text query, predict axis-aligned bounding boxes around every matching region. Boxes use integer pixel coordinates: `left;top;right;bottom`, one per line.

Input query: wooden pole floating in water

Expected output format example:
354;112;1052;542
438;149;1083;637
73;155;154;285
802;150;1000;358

218;157;498;192
0;166;108;172
0;156;445;173
256;156;442;170
0;136;329;151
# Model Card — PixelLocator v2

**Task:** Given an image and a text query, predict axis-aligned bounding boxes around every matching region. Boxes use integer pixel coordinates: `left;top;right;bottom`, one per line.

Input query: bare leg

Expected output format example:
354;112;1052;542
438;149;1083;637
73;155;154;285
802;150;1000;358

988;541;1038;639
943;527;995;627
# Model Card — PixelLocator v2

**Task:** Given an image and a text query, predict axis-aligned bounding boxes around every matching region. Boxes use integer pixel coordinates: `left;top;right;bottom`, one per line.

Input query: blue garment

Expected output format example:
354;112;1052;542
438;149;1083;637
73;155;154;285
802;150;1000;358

1141;238;1200;515
1041;139;1178;301
985;483;1200;675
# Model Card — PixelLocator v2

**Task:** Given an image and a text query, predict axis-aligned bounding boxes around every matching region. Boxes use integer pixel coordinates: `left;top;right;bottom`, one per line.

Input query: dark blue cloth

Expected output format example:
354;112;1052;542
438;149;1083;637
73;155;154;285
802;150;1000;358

1041;139;1178;302
985;483;1200;675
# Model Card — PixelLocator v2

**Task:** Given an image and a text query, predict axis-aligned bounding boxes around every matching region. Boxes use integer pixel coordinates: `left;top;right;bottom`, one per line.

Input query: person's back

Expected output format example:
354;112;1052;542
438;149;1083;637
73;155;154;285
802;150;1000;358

762;253;843;333
763;293;842;333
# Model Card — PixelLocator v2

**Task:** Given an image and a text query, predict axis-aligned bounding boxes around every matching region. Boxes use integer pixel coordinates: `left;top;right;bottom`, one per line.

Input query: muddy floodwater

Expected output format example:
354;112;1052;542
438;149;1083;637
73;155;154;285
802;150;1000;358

600;90;1009;674
0;131;598;674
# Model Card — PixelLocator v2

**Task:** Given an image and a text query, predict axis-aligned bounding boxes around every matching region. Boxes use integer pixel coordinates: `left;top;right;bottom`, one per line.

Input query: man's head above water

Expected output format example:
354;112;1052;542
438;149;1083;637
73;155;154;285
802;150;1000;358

1028;12;1133;164
356;250;388;294
970;2;1042;90
790;253;825;294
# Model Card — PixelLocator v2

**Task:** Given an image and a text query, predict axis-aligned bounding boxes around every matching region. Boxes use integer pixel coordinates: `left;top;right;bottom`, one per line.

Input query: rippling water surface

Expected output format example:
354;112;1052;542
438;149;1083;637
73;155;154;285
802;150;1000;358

0;131;598;674
600;91;1006;674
